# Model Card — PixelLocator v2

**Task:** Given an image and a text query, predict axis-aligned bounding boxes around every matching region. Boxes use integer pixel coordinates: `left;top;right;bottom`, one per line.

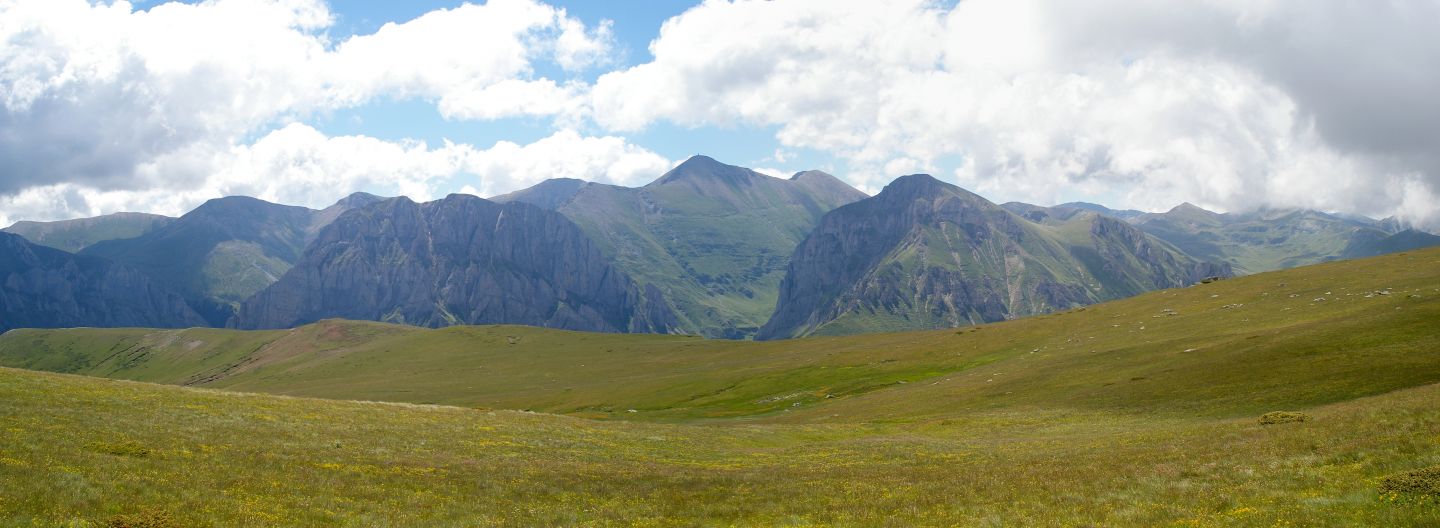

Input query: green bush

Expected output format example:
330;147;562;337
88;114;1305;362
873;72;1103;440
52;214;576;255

1259;411;1310;425
1379;465;1440;496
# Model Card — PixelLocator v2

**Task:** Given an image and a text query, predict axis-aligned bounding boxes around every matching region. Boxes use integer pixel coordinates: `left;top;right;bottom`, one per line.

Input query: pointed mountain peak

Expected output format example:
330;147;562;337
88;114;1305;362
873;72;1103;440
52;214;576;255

789;169;835;182
888;173;943;186
329;192;386;210
1168;202;1217;216
872;174;997;211
197;195;268;209
1058;202;1145;220
439;193;490;206
310;193;397;238
879;174;953;196
1160;202;1226;227
649;155;759;187
1061;202;1113;214
491;178;590;210
789;170;869;202
189;196;309;220
675;154;725;170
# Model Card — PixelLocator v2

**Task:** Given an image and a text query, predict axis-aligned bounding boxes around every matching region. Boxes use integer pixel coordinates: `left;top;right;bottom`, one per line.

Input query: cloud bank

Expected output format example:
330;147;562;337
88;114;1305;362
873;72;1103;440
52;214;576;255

1;0;1437;228
591;0;1440;225
0;0;639;224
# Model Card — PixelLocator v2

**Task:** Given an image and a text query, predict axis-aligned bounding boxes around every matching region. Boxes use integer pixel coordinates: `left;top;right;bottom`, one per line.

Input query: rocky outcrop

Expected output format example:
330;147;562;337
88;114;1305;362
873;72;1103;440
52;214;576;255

758;175;1224;340
1;232;205;332
233;195;679;333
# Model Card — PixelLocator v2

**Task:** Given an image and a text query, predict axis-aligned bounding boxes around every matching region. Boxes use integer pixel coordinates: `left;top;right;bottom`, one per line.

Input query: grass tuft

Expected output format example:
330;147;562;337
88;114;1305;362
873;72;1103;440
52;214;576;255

88;439;151;458
1259;411;1310;425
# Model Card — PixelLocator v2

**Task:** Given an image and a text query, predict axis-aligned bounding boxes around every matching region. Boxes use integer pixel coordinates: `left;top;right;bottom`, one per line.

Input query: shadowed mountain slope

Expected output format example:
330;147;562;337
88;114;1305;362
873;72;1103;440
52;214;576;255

0;232;204;332
233;194;679;333
79;193;384;326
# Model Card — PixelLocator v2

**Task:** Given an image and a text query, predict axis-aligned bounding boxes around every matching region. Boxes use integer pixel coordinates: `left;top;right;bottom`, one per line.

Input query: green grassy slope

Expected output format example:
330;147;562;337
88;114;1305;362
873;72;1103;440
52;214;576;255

3;247;1437;426
3;356;1439;525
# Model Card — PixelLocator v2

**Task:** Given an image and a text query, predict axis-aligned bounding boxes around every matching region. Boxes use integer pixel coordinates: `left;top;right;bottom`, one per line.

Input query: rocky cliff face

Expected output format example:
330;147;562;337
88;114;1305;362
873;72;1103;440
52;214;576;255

758;175;1226;340
1;232;205;332
233;195;679;333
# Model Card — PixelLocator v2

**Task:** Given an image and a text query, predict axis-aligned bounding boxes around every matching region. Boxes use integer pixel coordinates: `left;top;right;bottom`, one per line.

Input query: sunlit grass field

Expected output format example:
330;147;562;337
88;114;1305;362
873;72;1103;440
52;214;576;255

1;248;1438;525
3;368;1438;526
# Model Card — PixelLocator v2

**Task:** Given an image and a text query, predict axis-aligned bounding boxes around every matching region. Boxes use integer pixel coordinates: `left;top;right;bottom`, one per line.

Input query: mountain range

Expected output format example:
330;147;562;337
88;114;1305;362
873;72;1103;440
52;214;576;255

759;175;1227;339
1001;200;1440;274
73;193;385;326
494;155;867;338
3;155;1436;338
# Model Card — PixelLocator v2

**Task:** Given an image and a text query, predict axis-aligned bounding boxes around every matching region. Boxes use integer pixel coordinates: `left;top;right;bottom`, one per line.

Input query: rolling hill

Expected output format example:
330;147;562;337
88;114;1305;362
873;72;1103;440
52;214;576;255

0;247;1438;525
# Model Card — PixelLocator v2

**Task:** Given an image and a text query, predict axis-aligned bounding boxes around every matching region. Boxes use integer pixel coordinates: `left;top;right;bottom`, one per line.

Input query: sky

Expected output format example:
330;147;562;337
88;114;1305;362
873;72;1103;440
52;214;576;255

1;0;1438;229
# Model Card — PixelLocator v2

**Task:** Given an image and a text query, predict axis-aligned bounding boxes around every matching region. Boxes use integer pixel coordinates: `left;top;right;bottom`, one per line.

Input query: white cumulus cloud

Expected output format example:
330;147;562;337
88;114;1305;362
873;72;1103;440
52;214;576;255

590;0;1440;226
0;0;612;212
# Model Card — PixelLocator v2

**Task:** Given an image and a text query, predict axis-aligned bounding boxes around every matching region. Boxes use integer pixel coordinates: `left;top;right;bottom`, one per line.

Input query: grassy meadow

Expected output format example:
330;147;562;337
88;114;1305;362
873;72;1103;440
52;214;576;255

1;247;1438;525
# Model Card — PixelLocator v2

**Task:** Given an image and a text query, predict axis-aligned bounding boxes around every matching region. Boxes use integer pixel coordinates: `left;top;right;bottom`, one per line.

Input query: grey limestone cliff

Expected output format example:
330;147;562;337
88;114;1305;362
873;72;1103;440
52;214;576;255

1;232;205;332
233;194;679;333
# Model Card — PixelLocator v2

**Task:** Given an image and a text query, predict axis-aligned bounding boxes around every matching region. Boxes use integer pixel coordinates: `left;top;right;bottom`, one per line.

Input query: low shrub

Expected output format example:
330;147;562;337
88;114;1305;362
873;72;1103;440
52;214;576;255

1379;465;1440;496
105;508;179;528
1259;411;1310;425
